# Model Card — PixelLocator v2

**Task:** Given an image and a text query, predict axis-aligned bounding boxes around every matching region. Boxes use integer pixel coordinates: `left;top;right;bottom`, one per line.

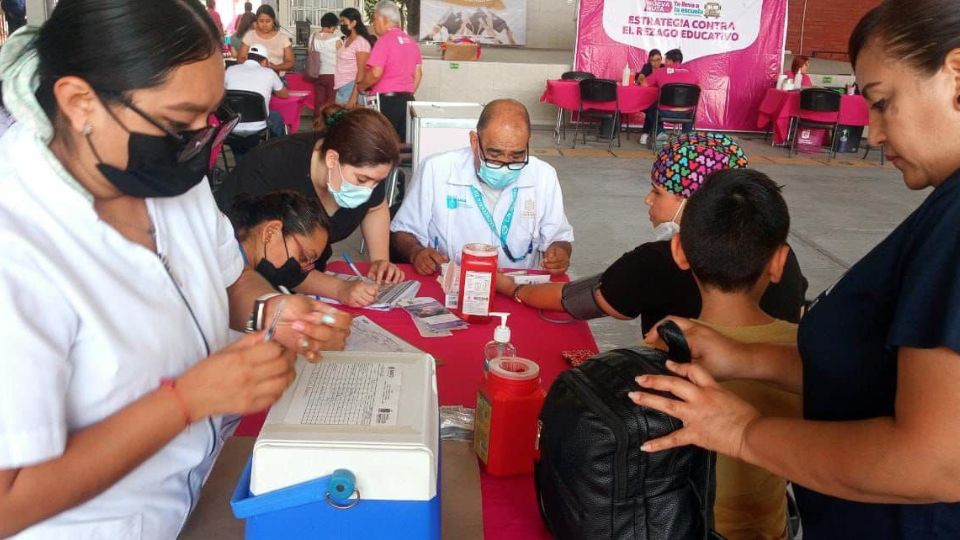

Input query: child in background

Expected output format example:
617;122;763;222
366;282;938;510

670;168;802;540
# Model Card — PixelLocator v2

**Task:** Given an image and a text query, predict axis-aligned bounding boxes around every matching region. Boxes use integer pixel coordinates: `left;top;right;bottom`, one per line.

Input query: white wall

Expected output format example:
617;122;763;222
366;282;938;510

523;0;578;49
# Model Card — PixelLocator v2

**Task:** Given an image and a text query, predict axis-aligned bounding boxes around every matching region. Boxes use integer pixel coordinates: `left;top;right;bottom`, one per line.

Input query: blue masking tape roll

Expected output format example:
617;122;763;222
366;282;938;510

327;469;356;502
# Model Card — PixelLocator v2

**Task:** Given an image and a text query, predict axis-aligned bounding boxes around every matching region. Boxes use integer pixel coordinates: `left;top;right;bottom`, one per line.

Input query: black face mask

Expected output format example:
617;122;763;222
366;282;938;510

340;24;351;36
90;131;211;198
255;235;310;289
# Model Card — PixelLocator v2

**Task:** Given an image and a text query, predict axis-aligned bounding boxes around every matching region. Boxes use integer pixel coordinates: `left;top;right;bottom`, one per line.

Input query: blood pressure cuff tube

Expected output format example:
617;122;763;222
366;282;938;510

561;274;605;320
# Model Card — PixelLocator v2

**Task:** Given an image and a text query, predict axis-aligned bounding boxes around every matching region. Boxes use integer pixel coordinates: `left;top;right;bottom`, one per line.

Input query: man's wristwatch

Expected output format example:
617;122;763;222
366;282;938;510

247;292;284;333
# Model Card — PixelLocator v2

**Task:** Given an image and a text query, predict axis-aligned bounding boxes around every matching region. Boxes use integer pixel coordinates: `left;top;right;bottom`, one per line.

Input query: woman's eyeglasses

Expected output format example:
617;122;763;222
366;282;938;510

110;93;239;163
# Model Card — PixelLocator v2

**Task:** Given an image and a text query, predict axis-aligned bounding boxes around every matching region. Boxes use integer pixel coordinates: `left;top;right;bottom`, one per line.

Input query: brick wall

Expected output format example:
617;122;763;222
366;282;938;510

785;0;880;61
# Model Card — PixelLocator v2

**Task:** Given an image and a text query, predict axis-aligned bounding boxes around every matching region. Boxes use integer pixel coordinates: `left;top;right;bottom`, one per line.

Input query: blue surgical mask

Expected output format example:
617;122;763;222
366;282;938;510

477;161;522;190
330;161;374;208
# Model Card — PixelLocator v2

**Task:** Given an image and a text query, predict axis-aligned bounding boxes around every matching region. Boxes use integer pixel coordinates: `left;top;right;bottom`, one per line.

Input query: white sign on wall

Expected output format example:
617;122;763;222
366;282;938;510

420;0;527;46
602;0;763;62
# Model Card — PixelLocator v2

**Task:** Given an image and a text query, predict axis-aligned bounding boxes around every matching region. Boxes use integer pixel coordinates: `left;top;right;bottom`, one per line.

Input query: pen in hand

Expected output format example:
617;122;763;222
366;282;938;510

263;299;286;343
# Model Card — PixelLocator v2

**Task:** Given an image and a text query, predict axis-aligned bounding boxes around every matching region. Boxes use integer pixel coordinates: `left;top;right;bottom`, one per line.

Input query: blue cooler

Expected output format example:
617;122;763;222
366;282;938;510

231;352;440;539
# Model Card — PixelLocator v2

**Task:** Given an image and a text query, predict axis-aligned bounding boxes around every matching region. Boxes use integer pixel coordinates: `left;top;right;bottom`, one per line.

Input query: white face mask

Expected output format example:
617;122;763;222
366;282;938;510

651;200;685;241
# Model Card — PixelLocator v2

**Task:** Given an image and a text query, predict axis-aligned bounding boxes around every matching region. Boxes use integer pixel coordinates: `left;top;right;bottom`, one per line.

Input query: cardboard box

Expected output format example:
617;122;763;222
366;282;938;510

443;43;480;61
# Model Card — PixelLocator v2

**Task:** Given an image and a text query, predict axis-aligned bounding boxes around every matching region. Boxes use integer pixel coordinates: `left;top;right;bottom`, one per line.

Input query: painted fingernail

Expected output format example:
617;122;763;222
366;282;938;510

628;391;641;400
321;314;336;325
635;375;648;384
665;360;676;367
640;443;651;452
298;338;310;349
292;321;305;331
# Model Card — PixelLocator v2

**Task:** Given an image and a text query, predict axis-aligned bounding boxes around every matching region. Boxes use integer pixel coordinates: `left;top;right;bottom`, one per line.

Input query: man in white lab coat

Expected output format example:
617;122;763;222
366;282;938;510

391;99;575;275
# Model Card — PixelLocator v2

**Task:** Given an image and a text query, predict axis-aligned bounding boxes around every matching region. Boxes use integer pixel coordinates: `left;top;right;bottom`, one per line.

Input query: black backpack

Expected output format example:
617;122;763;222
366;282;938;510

535;322;720;540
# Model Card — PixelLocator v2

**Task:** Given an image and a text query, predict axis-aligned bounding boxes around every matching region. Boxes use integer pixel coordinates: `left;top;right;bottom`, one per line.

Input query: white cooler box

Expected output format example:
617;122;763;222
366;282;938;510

231;352;440;539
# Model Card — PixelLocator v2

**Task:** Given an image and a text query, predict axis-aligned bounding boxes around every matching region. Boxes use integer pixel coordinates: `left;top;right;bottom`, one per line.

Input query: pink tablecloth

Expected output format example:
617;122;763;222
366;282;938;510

269;91;310;135
284;73;317;111
757;88;869;144
236;262;598;539
541;79;659;115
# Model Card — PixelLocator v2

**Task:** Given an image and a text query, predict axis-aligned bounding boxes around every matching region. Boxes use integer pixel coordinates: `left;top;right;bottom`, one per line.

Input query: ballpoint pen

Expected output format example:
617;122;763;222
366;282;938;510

263;299;286;342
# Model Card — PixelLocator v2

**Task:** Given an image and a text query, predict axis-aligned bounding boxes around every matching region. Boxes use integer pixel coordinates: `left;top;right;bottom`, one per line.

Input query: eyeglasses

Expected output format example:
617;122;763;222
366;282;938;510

288;234;321;269
104;92;239;163
477;140;529;171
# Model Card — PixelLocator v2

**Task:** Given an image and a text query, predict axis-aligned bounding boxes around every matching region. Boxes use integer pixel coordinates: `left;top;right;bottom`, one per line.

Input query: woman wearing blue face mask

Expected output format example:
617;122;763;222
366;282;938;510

0;1;352;537
217;104;406;294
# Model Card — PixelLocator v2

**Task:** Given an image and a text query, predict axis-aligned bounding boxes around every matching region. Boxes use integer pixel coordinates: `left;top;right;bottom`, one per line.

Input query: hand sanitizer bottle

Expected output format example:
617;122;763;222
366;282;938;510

622;64;631;86
484;312;517;372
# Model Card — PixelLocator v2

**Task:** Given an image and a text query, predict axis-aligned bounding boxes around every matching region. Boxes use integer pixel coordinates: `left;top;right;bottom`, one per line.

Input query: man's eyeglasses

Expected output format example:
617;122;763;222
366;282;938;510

478;139;529;171
105;92;239;163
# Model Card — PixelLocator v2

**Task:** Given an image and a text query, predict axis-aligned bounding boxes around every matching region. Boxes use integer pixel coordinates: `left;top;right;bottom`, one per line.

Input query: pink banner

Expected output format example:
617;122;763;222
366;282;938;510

575;0;787;132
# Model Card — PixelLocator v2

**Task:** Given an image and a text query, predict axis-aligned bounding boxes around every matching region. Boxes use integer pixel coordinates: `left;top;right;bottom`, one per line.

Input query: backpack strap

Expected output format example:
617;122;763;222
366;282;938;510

656;320;691;363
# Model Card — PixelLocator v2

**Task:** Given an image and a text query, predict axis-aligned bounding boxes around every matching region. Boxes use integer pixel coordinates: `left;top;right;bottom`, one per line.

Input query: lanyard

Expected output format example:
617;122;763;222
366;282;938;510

469;186;529;263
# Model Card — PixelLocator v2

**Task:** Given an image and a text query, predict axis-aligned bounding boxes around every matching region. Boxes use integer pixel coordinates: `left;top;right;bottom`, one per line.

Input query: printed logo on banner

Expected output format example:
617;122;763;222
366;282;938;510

603;0;763;62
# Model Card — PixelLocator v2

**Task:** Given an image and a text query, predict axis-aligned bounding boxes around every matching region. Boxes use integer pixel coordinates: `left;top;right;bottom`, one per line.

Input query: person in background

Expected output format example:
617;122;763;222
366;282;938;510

359;0;423;142
670;168;802;540
632;1;960;537
639;48;699;145
0;1;350;537
391;99;575;275
336;7;374;108
230;11;256;58
1;0;25;35
224;43;288;155
308;13;341;112
229;191;330;291
787;56;814;87
496;133;807;334
205;0;223;37
238;5;294;74
229;1;253;34
636;48;663;83
216;106;405;301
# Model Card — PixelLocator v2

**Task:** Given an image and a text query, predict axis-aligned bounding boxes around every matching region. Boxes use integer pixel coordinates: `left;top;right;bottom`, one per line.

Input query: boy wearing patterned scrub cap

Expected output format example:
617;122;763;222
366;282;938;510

494;131;807;337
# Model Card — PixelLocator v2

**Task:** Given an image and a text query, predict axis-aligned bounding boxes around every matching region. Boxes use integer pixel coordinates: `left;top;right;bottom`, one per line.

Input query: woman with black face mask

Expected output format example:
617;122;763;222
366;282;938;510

229;191;380;306
0;1;351;537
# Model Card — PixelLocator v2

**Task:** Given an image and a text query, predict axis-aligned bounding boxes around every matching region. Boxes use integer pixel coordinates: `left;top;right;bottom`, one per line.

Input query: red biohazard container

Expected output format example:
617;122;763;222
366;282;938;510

474;357;546;476
457;243;498;323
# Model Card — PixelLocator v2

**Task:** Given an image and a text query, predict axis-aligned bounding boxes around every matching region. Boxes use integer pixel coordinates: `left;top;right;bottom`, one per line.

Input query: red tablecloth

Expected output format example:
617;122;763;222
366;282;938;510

757;88;869;144
540;79;659;115
269;91;310;135
236;262;598;539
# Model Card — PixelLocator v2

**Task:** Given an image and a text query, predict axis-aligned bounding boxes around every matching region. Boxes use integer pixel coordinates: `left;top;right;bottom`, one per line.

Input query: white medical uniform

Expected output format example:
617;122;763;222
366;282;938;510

390;147;574;269
0;122;244;539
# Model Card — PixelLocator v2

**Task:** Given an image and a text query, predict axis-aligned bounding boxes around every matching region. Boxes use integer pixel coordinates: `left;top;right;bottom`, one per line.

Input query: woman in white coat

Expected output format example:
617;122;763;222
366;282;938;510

0;1;350;538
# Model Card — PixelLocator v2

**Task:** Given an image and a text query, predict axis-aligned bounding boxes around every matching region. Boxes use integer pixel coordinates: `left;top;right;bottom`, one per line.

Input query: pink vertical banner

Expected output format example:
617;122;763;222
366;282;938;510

575;0;787;132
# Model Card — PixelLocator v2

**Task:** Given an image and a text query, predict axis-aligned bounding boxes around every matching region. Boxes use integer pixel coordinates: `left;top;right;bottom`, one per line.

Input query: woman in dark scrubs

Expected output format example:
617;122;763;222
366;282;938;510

630;1;960;538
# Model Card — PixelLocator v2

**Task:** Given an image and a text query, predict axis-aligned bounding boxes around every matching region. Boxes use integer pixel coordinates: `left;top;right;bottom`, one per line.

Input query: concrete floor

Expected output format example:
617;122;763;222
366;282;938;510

331;125;928;351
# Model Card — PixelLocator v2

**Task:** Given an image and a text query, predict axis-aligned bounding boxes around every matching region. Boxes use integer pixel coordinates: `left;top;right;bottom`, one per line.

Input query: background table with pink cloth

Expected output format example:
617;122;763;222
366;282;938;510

541;79;660;131
269;91;310;134
236;261;599;539
757;89;869;145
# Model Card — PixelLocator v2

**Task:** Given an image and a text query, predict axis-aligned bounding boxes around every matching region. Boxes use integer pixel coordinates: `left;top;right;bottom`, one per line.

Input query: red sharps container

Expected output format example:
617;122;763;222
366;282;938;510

474;357;547;476
457;243;497;323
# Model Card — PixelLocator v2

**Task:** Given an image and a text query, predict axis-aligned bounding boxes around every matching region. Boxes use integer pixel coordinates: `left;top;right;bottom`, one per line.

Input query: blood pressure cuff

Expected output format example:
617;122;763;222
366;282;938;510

561;274;605;320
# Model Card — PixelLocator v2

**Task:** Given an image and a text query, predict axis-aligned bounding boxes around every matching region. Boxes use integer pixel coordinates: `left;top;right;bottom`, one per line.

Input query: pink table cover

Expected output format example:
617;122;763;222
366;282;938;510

269;91;310;134
236;261;598;539
541;79;659;121
757;88;869;144
284;73;317;111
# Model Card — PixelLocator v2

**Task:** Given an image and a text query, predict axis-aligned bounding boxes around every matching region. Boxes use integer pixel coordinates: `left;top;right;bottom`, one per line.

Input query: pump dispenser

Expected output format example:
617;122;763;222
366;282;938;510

484;312;517;372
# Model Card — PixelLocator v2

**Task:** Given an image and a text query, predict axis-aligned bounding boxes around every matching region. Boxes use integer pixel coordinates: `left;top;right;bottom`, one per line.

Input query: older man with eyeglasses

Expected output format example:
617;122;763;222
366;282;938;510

391;99;575;275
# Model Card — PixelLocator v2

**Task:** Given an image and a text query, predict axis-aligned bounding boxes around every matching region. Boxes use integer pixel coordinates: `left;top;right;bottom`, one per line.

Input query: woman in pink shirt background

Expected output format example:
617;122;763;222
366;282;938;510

336;8;375;108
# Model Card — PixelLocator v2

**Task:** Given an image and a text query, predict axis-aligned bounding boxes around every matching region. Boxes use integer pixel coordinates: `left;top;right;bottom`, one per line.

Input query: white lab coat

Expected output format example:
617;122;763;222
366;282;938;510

390;147;575;269
0;122;244;539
